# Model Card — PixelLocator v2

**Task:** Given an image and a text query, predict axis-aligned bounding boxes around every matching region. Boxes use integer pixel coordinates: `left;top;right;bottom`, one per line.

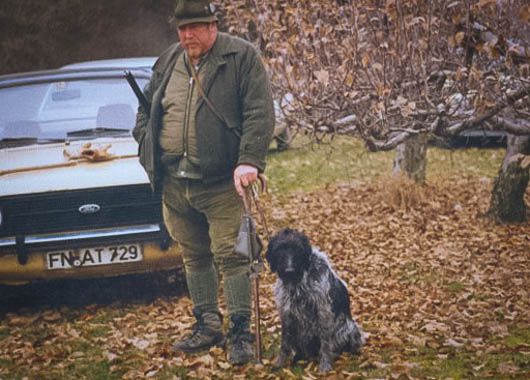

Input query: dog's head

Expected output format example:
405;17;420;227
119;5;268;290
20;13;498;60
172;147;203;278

266;228;312;284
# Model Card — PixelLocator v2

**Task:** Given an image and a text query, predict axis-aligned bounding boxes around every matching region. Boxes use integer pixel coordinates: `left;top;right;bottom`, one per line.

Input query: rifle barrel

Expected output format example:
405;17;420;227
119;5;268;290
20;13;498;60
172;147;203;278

124;71;150;116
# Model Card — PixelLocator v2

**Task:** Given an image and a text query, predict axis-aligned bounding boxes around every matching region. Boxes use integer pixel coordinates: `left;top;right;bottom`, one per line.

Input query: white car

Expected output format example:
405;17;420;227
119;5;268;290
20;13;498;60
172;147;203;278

0;58;182;285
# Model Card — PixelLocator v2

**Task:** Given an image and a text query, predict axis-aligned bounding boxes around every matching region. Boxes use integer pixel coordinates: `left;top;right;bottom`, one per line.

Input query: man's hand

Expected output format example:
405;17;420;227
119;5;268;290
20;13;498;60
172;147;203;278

233;164;258;197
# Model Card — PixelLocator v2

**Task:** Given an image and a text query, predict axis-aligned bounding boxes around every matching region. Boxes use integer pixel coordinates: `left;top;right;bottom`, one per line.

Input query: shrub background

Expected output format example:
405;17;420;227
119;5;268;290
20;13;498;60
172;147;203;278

0;0;176;74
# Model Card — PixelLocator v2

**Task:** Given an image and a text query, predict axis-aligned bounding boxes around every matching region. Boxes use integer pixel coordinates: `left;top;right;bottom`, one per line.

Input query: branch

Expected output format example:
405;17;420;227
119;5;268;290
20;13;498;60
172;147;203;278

489;116;530;135
445;84;530;135
364;130;418;152
332;114;357;127
362;117;440;152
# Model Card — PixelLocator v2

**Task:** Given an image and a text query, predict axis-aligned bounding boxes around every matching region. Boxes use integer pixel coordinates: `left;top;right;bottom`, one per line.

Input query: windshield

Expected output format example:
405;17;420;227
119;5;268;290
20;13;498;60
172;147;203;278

0;77;148;142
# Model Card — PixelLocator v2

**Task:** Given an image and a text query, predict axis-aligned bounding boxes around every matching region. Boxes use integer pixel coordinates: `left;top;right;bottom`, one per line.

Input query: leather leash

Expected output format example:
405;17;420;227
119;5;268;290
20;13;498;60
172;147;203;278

241;174;271;364
187;56;241;138
243;174;271;242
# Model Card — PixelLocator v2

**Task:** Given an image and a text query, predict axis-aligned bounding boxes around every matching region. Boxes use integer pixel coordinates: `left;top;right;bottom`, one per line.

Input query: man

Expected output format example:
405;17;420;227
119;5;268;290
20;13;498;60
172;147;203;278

132;0;274;365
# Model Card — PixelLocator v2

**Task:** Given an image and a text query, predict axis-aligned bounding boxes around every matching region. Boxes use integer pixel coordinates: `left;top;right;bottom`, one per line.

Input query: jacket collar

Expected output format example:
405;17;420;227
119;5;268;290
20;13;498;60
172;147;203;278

209;32;241;58
154;33;242;110
195;33;239;109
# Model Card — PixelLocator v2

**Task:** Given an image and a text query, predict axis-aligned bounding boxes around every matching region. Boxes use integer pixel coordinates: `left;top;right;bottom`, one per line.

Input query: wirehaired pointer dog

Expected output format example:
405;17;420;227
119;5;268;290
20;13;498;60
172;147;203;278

266;228;365;373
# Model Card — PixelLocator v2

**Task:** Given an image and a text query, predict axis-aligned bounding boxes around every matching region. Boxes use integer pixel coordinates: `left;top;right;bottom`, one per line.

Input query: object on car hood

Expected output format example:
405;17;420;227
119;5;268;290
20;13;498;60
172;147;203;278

1;143;138;177
63;143;116;162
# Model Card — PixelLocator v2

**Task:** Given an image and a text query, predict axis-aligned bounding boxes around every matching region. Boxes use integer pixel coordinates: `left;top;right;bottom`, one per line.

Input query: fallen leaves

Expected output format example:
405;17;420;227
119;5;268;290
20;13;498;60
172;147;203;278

0;177;529;379
5;314;39;327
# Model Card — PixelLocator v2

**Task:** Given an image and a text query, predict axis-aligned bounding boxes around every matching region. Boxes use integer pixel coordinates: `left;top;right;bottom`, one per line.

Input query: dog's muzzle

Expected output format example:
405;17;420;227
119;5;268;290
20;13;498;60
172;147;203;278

284;256;295;273
280;256;302;283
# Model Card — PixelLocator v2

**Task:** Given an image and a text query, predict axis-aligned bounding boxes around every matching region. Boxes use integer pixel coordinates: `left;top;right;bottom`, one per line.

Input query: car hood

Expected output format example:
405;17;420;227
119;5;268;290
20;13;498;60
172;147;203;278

0;137;149;197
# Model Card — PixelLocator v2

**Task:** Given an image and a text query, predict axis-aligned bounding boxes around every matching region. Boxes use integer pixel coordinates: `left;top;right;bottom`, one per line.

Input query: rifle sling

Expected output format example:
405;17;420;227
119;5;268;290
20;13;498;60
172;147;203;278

188;61;241;139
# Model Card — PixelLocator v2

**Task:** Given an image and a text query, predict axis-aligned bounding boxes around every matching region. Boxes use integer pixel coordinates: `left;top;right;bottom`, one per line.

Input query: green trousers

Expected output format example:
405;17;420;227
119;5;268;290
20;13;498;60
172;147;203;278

162;175;251;317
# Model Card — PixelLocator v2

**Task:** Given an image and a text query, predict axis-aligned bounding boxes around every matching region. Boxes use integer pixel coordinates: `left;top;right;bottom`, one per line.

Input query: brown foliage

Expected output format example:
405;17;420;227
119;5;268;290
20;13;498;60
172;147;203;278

0;0;175;74
222;0;530;147
1;178;528;378
380;176;427;211
3;1;528;146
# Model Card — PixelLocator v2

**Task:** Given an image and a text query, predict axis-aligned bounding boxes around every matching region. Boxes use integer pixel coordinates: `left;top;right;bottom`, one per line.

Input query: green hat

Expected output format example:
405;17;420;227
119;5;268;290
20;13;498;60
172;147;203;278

174;0;217;27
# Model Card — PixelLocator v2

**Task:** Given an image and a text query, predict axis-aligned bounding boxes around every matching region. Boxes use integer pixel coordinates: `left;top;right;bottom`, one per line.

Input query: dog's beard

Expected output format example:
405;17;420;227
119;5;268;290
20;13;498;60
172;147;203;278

278;270;304;285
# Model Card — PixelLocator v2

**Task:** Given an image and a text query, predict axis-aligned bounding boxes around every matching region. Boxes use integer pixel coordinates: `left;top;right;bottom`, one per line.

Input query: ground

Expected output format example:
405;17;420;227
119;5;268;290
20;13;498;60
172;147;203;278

0;138;529;379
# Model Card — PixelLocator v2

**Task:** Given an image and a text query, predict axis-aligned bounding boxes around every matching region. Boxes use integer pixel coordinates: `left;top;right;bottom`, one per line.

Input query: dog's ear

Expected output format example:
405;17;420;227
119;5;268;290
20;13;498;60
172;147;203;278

300;231;312;257
294;230;313;267
265;232;281;273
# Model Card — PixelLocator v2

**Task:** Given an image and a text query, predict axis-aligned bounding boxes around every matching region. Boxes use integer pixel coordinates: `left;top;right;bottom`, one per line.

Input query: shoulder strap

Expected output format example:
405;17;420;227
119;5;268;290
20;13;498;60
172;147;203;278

188;60;241;139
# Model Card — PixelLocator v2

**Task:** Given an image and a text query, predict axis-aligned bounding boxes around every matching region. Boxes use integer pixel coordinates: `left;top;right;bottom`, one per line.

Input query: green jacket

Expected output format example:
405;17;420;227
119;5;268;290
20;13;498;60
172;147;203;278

133;33;275;191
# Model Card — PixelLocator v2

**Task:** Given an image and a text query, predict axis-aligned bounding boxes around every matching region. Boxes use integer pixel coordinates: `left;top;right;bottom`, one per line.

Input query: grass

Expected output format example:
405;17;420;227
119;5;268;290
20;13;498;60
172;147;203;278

446;281;466;294
156;366;190;380
266;136;504;195
72;360;117;380
18;324;55;345
267;137;393;195
411;349;472;379
265;136;527;380
60;357;118;380
506;327;530;349
84;323;111;338
0;326;9;341
406;325;530;380
1;136;522;380
407;347;530;380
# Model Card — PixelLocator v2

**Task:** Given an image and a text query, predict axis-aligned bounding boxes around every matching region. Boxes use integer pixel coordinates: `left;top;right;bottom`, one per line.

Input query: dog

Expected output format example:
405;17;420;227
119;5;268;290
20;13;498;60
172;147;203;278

265;228;365;373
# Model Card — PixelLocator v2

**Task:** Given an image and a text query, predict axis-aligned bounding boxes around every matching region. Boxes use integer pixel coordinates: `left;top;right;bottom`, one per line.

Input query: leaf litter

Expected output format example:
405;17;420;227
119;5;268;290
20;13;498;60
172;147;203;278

0;177;528;379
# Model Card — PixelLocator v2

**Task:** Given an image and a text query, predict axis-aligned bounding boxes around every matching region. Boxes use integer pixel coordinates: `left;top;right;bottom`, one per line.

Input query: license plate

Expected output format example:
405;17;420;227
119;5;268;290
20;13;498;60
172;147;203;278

46;244;143;270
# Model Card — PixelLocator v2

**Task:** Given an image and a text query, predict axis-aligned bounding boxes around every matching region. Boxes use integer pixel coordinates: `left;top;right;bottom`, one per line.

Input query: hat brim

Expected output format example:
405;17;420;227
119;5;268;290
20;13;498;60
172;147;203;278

176;15;217;27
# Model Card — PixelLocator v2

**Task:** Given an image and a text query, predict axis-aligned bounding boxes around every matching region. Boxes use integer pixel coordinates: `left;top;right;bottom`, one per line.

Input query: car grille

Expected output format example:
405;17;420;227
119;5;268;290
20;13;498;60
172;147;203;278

0;184;162;238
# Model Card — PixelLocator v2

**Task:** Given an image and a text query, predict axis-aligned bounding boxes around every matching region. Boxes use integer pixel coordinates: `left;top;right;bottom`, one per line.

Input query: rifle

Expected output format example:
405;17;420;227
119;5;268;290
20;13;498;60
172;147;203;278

124;71;150;116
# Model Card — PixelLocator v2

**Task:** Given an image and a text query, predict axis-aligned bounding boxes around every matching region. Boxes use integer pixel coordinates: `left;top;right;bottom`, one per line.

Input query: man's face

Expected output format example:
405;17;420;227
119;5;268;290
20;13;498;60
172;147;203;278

177;22;217;62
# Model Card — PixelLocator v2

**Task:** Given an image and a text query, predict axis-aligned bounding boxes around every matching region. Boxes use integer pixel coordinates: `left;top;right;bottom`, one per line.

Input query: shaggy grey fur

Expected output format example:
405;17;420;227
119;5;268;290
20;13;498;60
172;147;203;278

266;228;365;373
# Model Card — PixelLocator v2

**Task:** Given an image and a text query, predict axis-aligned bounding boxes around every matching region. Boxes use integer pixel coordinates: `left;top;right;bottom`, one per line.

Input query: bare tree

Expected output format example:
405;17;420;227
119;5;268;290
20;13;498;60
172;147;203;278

222;0;530;222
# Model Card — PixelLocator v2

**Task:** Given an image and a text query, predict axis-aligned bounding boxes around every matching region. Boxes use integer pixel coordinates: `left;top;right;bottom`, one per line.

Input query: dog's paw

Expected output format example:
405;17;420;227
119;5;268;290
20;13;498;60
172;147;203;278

318;359;333;373
272;355;287;369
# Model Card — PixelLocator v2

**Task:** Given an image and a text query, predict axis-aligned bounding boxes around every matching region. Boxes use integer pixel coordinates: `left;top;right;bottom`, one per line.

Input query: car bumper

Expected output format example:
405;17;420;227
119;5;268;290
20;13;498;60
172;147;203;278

0;242;182;285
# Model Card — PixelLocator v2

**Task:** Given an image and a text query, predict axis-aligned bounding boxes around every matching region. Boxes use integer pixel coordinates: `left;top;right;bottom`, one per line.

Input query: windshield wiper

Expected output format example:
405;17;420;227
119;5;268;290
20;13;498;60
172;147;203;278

67;127;131;137
0;137;66;148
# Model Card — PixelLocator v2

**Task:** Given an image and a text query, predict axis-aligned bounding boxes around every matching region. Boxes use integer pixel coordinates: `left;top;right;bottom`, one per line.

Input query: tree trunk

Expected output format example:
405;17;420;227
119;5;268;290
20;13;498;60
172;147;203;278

486;135;530;223
392;133;428;183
